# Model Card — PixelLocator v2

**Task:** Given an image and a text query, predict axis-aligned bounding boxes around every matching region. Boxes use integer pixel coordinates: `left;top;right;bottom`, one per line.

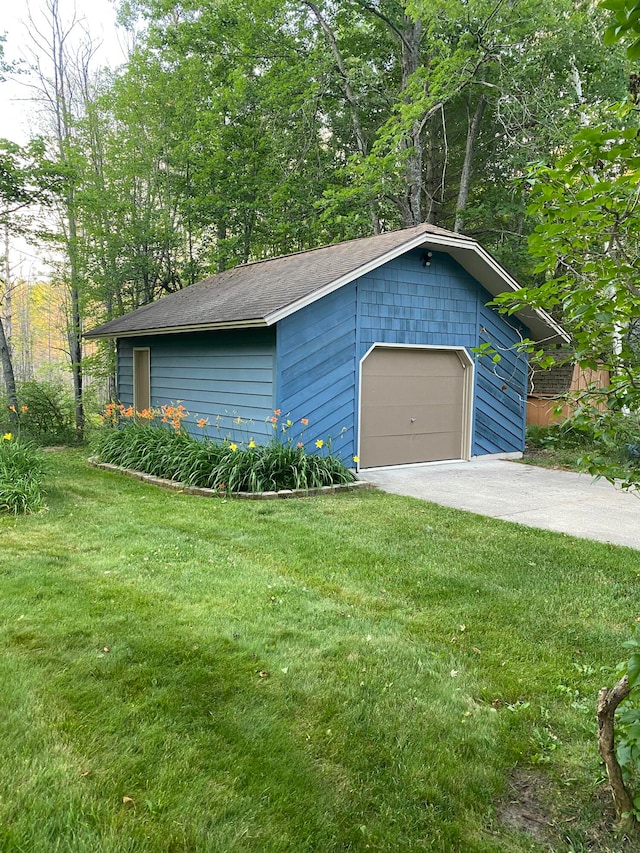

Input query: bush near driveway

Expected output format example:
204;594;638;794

525;413;640;485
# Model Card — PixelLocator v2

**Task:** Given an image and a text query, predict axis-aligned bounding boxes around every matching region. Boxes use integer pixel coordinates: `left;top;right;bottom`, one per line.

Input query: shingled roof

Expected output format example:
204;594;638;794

85;224;567;343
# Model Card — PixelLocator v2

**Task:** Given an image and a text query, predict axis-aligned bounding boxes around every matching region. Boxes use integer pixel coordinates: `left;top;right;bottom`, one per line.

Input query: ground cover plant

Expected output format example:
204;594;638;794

92;404;356;493
0;432;47;514
524;414;640;486
1;451;639;851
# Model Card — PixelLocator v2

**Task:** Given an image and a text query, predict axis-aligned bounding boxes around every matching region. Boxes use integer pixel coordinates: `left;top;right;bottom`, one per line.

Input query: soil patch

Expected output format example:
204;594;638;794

495;771;638;851
496;769;556;844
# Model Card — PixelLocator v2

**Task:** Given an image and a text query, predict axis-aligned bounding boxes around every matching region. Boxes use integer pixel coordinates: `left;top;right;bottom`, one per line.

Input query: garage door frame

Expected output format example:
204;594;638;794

357;343;475;470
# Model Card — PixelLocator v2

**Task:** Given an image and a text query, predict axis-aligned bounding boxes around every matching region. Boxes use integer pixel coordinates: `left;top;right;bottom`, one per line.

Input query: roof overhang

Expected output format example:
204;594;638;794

84;228;569;345
85;318;268;340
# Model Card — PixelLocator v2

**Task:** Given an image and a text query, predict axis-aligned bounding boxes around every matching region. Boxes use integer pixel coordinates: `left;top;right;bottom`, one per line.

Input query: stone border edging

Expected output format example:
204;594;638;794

87;458;372;499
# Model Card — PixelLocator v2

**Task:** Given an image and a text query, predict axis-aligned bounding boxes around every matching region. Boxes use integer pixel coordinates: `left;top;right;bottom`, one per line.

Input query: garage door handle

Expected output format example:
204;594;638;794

410;418;416;423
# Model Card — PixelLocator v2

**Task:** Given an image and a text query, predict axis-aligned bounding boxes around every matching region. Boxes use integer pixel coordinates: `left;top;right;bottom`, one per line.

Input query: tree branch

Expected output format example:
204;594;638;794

597;675;637;830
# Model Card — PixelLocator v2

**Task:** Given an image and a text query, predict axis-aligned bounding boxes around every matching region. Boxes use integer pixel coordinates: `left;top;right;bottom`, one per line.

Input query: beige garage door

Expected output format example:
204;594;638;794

359;347;469;468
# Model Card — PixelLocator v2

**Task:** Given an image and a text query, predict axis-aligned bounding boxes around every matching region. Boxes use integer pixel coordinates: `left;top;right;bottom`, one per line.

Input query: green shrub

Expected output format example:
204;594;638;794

92;419;356;493
532;414;603;450
16;380;76;445
0;434;48;514
527;412;640;457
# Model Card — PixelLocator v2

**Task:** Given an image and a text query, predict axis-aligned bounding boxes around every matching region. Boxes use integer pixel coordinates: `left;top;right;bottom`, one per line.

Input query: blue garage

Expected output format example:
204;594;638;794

86;224;566;469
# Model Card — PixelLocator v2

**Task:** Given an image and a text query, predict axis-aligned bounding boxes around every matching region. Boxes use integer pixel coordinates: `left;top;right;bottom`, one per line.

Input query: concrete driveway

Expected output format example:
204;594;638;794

359;459;640;551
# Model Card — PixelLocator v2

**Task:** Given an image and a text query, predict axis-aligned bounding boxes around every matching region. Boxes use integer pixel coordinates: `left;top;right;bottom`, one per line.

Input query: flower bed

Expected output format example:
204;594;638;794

92;404;358;495
87;458;369;499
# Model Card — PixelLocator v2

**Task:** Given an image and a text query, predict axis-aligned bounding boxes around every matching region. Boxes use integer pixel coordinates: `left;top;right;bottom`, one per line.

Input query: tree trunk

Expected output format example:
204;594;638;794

0;228;18;419
303;0;381;234
68;260;84;440
65;186;85;440
4;226;12;351
597;675;638;832
0;315;18;422
423;121;439;225
454;95;486;233
401;135;424;226
400;15;423;226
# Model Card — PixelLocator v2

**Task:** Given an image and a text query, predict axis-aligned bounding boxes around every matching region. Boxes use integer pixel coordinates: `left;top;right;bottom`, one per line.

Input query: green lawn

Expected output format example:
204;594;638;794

1;450;638;852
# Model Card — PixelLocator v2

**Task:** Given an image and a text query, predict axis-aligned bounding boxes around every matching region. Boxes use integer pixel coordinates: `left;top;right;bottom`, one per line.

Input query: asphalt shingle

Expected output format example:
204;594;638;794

85;225;465;338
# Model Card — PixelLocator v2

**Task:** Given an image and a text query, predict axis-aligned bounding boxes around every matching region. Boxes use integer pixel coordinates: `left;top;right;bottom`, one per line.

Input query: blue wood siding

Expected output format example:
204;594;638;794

276;283;358;463
354;249;528;456
117;329;276;442
474;302;527;454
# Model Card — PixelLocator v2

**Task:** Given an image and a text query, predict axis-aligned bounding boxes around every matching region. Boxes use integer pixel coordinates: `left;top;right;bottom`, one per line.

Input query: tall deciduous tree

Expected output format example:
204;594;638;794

22;0;102;437
493;3;640;488
300;0;627;259
0;137;64;417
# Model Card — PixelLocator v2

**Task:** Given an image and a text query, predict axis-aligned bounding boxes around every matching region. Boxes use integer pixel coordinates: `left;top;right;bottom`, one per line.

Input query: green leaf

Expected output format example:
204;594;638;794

627;651;640;688
603;25;620;45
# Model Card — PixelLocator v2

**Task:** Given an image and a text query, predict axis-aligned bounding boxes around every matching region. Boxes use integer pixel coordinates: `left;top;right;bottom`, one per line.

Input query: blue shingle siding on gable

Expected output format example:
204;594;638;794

356;251;478;352
117;329;276;441
354;249;527;456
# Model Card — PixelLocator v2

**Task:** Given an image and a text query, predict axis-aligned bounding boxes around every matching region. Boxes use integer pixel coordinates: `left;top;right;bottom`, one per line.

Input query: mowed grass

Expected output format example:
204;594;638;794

0;451;638;852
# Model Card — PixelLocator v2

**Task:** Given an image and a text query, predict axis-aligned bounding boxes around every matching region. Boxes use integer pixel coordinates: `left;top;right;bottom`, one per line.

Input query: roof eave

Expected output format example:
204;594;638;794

84;318;268;340
440;240;570;344
84;227;569;345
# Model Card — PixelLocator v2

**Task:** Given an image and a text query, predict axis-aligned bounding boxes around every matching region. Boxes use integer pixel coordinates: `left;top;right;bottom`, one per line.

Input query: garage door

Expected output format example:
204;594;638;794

359;347;470;468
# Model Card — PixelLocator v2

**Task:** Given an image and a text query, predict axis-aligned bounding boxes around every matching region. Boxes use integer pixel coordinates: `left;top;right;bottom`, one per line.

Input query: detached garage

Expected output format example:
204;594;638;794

86;224;566;470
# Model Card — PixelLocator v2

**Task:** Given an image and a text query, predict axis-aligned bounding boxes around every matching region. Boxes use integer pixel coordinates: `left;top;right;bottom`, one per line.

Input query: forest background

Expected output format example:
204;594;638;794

0;0;633;435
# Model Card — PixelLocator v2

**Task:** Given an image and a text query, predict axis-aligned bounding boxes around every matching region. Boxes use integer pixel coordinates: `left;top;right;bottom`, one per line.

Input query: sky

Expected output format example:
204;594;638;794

1;0;127;278
1;0;127;142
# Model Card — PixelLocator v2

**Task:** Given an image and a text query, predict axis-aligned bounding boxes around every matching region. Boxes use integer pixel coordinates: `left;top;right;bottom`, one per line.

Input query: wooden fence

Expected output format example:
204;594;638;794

526;365;610;427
